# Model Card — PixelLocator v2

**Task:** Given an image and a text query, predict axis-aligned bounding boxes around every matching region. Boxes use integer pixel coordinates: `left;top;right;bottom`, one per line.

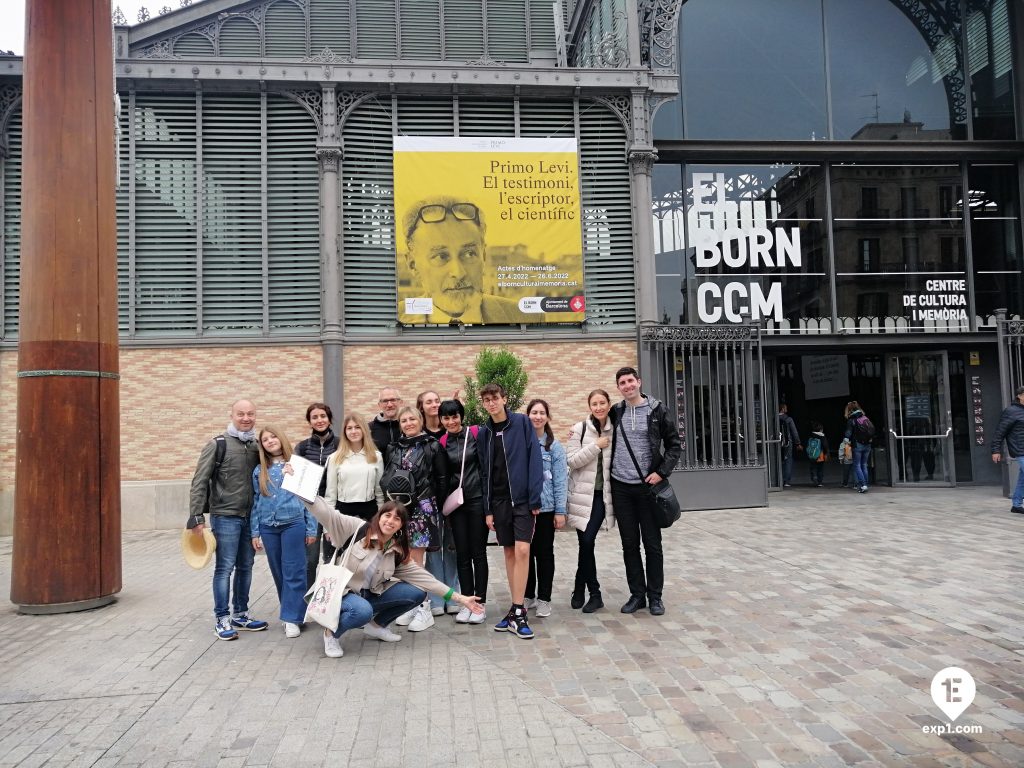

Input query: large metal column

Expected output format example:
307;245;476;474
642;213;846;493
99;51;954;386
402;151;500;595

318;86;344;417
12;0;122;612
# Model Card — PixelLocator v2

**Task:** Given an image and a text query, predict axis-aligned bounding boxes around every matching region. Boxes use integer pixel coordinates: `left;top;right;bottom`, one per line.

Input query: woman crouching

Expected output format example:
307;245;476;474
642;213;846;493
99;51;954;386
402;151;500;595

304;497;482;657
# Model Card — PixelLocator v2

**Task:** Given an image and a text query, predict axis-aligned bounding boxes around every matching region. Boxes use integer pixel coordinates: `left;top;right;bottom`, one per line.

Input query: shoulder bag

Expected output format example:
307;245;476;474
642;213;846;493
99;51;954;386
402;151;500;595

618;422;681;529
441;430;470;516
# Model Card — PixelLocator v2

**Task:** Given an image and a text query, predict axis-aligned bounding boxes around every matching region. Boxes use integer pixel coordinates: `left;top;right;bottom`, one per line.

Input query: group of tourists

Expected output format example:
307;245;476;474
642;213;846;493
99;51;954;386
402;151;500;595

778;400;877;491
187;366;682;659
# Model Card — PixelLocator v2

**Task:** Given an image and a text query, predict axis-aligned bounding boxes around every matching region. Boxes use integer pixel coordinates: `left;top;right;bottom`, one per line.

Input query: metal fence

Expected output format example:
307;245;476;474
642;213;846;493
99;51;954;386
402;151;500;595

639;324;765;471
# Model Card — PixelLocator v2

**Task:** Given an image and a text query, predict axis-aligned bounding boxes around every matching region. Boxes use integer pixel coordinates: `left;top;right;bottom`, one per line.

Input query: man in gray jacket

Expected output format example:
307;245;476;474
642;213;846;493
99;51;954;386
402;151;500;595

187;399;268;640
991;385;1024;515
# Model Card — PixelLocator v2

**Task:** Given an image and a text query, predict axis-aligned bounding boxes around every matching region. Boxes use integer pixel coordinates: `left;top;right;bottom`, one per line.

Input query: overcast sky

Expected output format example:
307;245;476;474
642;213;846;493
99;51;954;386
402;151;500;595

0;1;152;54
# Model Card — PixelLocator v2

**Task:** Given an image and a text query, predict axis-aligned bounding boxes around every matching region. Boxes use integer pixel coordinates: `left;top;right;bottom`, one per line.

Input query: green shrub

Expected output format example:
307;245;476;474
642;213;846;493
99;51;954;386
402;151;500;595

463;346;528;425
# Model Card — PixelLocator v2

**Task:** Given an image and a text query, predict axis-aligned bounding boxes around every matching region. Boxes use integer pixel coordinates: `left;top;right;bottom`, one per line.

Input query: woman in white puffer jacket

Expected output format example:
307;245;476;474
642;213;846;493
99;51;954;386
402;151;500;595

565;389;615;614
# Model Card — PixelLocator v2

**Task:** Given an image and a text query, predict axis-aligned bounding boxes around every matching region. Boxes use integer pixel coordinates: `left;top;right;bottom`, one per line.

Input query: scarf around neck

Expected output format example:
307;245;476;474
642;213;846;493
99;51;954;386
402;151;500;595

227;424;257;442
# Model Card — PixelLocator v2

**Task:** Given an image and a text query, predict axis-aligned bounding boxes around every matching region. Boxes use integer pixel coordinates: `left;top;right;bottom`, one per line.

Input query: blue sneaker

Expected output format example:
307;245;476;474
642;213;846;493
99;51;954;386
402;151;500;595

493;612;512;632
214;617;238;641
506;611;534;640
230;613;268;632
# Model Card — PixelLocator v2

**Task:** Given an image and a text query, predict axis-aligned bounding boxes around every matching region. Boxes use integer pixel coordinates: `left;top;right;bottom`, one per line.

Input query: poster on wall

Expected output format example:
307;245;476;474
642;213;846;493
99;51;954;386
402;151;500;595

393;136;585;325
801;354;850;400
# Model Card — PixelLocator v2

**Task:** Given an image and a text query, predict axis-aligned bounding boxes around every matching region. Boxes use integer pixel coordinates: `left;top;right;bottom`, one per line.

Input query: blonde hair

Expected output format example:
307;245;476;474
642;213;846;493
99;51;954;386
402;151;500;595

396;406;423;434
256;426;293;497
330;413;378;466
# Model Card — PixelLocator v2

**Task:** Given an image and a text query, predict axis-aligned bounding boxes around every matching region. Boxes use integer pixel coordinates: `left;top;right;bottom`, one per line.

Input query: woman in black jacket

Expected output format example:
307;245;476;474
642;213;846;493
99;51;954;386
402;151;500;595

293;402;339;586
438;399;488;624
383;406;448;632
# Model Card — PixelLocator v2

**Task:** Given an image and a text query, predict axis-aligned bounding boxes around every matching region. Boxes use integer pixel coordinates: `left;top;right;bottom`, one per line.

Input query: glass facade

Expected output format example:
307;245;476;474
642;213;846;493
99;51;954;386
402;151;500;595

653;162;1022;330
663;0;1016;142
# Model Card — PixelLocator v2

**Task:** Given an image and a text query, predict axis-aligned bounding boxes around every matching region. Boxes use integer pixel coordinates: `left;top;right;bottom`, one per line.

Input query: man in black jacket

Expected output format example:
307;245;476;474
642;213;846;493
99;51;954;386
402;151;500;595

609;367;683;616
990;385;1024;514
369;387;403;453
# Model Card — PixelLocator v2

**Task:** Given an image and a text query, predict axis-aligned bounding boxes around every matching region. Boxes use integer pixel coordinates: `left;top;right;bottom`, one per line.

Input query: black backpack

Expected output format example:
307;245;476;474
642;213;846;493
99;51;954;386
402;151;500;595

381;448;417;504
852;415;876;444
201;436;227;515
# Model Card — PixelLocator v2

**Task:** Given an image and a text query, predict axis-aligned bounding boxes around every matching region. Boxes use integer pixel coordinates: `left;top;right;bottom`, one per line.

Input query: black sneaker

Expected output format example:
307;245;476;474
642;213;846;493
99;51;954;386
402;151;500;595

1011;506;1024;515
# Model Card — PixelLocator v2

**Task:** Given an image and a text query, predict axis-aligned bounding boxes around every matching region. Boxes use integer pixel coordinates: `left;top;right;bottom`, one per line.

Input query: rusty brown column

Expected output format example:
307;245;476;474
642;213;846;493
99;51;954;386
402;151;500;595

11;0;121;612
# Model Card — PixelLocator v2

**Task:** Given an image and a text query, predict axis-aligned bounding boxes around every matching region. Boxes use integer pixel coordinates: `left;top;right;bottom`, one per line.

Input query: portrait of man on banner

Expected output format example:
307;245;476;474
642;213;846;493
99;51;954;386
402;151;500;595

393;136;586;326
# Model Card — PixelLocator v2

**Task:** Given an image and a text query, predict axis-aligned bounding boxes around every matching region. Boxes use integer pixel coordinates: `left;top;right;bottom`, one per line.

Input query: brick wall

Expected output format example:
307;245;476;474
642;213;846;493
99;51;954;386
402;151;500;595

0;339;635;492
343;339;635;434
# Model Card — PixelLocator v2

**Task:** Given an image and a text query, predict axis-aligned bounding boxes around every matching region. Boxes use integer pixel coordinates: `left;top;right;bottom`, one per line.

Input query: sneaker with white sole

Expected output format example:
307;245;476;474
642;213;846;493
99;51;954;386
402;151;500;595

523;598;536;612
363;622;402;642
408;604;435;632
284;622;301;638
535;599;552;618
395;605;418;626
214;617;238;641
431;604;446;616
455;606;473;624
468;605;487;624
323;630;343;658
230;613;268;632
506;610;534;639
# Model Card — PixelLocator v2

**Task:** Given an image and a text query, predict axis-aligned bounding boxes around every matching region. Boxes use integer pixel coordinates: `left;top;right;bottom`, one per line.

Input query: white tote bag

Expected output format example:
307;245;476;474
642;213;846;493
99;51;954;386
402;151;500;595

303;527;361;633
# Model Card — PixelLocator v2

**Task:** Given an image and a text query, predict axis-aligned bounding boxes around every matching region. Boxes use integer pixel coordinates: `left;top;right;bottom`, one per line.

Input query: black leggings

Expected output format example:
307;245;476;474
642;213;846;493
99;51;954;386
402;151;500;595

449;498;489;602
574;492;606;594
525;513;556;602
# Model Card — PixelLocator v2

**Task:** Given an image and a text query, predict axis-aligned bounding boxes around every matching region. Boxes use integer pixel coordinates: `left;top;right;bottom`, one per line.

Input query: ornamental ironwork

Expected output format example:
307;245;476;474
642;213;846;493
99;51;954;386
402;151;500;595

640;325;759;343
638;0;683;70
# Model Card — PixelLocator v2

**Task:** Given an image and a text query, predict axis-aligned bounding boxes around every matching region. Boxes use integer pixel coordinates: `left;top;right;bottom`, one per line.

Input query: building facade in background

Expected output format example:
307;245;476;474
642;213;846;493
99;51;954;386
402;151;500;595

1;0;1022;527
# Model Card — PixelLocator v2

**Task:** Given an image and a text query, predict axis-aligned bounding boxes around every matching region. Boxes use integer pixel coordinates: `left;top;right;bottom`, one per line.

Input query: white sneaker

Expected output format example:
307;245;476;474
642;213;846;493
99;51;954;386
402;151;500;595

363;622;402;642
284;622;301;638
408;604;435;632
455;606;472;624
468;605;487;624
395;605;418;626
535;600;552;618
323;631;343;658
523;598;536;612
431;604;445;616
446;602;461;615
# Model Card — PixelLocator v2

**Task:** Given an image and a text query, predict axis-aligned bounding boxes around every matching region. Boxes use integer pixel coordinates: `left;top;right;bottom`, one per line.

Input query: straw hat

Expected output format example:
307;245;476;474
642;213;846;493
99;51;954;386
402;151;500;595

181;527;216;569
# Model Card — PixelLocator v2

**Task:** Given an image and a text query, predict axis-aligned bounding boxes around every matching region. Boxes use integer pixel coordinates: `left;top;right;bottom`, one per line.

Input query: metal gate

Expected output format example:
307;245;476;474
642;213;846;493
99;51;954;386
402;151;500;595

639;324;768;510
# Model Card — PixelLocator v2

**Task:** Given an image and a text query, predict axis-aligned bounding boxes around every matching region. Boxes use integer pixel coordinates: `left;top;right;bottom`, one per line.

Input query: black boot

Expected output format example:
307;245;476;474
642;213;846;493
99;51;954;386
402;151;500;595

582;591;604;613
570;586;585;610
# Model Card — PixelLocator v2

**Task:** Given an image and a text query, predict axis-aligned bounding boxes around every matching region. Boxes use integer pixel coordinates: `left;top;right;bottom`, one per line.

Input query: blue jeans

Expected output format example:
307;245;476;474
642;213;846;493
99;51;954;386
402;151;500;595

853;443;871;488
333;582;427;638
259;517;309;624
781;446;794;485
1013;456;1024;507
426;521;459;610
210;515;255;620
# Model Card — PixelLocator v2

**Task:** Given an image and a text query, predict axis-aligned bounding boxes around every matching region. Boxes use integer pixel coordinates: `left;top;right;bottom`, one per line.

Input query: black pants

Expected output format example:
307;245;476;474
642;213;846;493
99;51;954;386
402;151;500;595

321;500;377;562
574;491;606;595
611;479;663;600
449;498;488;602
525;513;556;602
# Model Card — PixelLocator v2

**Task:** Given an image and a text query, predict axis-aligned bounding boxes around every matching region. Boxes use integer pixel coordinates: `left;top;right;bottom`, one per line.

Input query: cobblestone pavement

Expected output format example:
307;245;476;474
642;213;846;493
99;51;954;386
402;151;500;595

1;486;1022;767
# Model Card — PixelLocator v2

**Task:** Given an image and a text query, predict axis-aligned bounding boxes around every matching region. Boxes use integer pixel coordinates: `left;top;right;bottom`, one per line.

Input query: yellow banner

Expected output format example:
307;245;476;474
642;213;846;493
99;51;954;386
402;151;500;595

393;136;585;325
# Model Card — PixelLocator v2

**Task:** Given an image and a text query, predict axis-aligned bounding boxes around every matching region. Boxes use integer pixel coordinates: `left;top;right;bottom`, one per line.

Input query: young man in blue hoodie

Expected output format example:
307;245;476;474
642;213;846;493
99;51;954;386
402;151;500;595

477;383;544;638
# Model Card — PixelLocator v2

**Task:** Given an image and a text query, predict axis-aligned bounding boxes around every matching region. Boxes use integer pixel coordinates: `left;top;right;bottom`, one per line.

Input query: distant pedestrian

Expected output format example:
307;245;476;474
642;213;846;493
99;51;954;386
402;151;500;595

293;403;339;588
844;401;875;493
778;403;802;487
186;399;268;641
566;389;615;614
806;421;830;487
523;399;568;619
250;426;317;639
990;385;1024;515
837;437;854;488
